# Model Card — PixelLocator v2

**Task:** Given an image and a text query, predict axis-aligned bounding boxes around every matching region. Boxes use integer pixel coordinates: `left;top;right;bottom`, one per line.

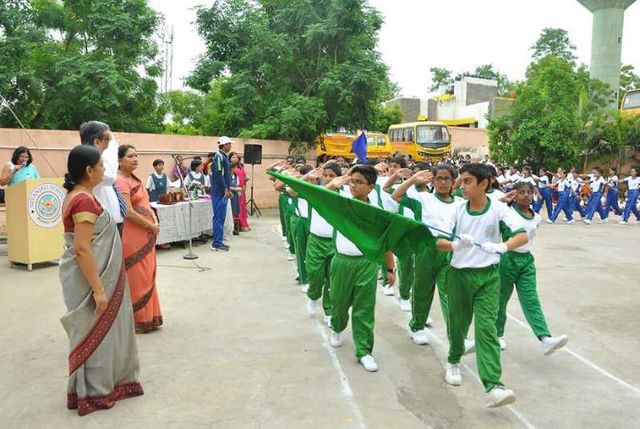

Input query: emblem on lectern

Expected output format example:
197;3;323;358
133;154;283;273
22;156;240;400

28;183;65;228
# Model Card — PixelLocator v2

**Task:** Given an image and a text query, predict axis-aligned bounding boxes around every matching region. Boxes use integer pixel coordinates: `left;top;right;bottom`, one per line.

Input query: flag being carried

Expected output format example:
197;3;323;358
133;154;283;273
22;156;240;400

267;169;436;263
351;131;368;164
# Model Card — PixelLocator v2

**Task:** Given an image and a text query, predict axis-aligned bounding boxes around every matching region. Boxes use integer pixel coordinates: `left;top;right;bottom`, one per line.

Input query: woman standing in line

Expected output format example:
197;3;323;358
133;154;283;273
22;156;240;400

60;145;142;416
116;145;163;333
231;152;251;231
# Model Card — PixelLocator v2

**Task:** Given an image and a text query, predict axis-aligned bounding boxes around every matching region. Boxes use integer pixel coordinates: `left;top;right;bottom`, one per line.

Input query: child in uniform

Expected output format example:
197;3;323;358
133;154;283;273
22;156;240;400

619;168;640;225
582;167;606;224
534;167;553;219
496;181;569;354
435;163;528;408
146;159;168;203
602;168;623;221
287;165;313;292
326;165;396;372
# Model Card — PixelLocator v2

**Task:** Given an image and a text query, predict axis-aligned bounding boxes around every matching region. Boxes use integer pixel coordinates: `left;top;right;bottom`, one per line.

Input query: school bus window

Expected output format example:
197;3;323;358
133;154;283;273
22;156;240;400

623;91;640;109
377;137;386;146
367;136;375;146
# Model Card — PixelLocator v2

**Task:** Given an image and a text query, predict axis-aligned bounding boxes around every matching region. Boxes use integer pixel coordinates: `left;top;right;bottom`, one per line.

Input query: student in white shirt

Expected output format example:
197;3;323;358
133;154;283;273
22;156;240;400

146;159;169;202
534;167;554;219
392;164;464;346
287;165;314;292
184;158;210;193
602;168;623;221
620;167;640;224
547;170;574;224
303;163;341;325
79;121;125;234
325;165;396;372
435;163;527;408
496;181;568;354
582;167;607;224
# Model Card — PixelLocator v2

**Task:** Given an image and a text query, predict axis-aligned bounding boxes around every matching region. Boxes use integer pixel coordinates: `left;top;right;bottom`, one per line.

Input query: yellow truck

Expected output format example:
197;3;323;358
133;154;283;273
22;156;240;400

621;89;640;119
316;132;393;161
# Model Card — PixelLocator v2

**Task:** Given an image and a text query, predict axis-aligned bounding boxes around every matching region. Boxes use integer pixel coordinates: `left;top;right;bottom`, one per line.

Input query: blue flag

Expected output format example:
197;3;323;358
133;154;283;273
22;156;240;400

351;131;367;163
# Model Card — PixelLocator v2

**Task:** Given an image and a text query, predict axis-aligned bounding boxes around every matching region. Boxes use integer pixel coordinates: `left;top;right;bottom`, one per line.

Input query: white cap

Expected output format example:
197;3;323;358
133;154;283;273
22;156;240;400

218;136;233;146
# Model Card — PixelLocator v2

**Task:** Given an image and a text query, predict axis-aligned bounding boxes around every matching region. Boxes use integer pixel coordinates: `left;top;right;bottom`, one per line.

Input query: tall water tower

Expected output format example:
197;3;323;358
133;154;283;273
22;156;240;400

577;0;637;105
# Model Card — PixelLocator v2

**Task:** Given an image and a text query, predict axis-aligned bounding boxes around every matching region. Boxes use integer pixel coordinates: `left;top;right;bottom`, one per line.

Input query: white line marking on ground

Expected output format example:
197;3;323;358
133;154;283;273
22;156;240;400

314;319;368;429
426;329;537;429
506;313;640;396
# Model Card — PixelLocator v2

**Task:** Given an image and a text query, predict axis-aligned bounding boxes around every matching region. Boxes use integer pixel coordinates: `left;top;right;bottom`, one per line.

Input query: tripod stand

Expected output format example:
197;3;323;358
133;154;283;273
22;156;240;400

246;163;262;217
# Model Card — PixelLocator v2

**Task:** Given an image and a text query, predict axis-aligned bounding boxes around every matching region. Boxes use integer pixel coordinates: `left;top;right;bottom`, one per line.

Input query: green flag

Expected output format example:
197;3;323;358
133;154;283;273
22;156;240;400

269;170;436;263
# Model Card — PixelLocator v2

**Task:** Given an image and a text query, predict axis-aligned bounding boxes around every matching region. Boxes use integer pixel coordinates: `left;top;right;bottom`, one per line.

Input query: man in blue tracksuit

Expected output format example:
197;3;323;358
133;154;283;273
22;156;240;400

210;136;233;251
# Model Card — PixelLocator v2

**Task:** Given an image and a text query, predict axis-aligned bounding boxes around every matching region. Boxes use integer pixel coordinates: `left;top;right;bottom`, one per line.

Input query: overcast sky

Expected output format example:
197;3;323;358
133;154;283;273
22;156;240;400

148;0;640;97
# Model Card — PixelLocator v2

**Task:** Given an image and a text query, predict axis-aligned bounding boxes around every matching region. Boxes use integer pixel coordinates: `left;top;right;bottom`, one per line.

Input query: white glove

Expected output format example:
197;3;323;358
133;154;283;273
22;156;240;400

451;234;474;251
480;242;508;254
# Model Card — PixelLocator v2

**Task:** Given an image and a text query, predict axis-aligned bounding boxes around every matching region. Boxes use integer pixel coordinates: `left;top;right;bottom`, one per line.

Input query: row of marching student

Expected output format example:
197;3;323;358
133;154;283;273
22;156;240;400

269;158;575;409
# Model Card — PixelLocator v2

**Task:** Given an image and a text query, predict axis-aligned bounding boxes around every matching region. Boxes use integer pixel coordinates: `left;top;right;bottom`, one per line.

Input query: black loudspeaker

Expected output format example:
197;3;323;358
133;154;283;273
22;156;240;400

244;144;263;165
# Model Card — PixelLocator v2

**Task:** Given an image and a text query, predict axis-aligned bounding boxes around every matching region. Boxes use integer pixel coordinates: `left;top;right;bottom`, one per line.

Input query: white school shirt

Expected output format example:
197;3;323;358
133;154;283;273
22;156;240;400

507;207;541;254
516;176;537;187
538;175;550;188
440;198;526;269
184;171;210;188
607;175;619;188
146;173;171;191
310;207;333;238
335;187;383;256
486;189;505;204
93;139;123;224
406;190;464;238
497;174;509;185
297;198;309;219
380;180;415;220
509;173;522;183
556;178;568;192
589;176;606;193
624;176;640;190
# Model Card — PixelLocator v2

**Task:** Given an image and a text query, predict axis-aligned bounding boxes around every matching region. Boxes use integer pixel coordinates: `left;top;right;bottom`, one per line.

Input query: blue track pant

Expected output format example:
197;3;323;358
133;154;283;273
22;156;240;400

212;194;228;247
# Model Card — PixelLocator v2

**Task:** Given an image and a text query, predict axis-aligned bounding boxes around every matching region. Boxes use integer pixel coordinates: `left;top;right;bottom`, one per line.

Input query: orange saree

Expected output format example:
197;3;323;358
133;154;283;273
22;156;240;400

116;173;163;333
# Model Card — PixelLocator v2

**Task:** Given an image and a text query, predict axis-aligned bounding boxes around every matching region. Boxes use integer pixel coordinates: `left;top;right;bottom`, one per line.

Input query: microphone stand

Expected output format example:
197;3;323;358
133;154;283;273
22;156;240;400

172;156;198;260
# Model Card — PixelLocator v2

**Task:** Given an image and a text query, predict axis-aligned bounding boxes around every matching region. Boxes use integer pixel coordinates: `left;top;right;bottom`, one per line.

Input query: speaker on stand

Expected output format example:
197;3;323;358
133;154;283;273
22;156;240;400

243;144;262;217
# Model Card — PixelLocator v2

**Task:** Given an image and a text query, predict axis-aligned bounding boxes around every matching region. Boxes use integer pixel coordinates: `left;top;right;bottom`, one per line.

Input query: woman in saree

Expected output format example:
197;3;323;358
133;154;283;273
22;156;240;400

230;152;250;231
116;145;163;333
59;145;142;416
0;146;41;186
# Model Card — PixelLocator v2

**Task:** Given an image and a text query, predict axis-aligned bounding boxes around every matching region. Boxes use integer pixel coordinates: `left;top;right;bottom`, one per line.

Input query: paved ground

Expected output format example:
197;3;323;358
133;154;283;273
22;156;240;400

0;211;639;428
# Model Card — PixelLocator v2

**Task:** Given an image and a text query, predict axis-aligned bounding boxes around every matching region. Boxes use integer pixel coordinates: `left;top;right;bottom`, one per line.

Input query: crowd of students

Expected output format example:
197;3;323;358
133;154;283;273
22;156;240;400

266;154;640;409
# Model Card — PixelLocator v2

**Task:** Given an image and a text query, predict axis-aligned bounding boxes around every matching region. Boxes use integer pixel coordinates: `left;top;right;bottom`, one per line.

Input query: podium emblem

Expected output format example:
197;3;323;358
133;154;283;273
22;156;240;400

28;183;65;228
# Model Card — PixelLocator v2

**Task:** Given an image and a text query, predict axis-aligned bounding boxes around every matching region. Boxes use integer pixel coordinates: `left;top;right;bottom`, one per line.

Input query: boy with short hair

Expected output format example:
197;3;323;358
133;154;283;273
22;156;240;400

146;159;168;202
435;163;528;408
326;165;396;372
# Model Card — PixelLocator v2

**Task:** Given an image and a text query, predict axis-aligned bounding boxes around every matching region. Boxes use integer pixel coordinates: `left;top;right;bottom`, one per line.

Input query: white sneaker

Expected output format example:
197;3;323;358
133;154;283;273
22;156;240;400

287;255;294;261
324;315;332;328
410;329;429;345
545;219;554;224
281;235;287;242
399;299;411;312
619;220;628;225
566;219;574;224
359;354;379;372
635;220;640;225
426;316;434;327
485;386;516;408
541;335;569;356
464;339;476;355
445;363;462;386
498;336;506;351
306;298;317;316
301;283;309;294
598;219;607;224
583;219;592;225
329;331;343;348
382;285;395;296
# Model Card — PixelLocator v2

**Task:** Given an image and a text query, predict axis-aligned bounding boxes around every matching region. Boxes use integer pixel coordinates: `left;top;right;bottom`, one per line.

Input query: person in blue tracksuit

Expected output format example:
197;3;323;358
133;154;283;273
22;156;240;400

582;167;606;224
620;168;640;225
210;136;233;251
533;168;553;219
568;175;586;220
602;168;623;221
547;170;574;224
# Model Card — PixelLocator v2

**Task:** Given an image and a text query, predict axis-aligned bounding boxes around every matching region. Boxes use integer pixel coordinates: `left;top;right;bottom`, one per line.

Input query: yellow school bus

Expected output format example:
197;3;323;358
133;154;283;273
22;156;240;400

387;121;451;161
316;132;392;160
621;89;640;119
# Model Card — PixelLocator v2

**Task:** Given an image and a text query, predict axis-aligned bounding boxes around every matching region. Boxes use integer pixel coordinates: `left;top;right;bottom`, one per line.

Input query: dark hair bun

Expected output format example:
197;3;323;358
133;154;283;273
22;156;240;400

63;173;75;192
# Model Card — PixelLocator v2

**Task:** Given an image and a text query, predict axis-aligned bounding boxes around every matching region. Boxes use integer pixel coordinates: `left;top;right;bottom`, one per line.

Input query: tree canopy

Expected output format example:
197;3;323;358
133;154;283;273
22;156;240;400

0;0;163;132
186;0;397;145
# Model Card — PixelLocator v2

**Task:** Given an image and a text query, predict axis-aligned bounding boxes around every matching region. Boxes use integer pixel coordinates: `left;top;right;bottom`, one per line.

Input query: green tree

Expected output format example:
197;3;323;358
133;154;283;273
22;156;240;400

0;0;163;132
372;103;402;133
530;28;577;62
429;67;452;90
620;64;640;100
189;0;395;145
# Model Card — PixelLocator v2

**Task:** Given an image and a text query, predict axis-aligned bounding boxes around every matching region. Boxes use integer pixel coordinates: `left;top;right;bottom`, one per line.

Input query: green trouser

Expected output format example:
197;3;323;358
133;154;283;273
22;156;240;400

305;234;334;316
397;254;415;300
410;247;450;337
278;193;288;238
290;214;309;284
284;204;295;255
448;265;503;392
330;254;378;358
496;252;551;339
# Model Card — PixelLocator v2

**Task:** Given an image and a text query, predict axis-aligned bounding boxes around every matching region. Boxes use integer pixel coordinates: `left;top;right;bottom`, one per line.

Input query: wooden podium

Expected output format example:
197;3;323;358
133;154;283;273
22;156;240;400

6;178;66;270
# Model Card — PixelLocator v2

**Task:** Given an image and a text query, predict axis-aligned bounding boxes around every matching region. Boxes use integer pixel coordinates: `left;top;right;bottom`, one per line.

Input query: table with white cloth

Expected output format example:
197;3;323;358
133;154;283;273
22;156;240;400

150;199;213;245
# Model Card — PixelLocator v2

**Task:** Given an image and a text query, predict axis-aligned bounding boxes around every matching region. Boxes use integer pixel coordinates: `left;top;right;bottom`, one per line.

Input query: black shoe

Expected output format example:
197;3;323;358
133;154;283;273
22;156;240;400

211;244;230;251
233;230;240;236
